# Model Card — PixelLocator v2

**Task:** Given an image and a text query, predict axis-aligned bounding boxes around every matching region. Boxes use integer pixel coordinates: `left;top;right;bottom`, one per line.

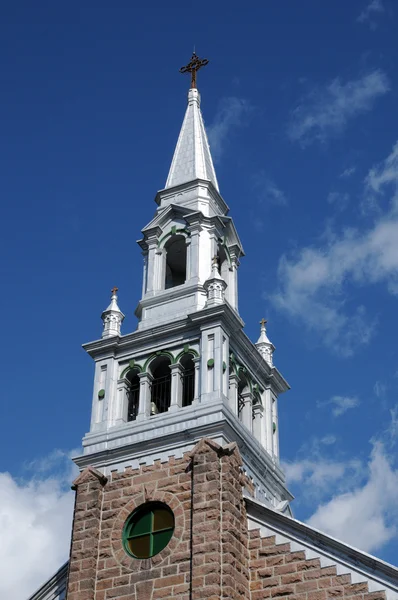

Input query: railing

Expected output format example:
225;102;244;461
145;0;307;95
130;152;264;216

238;391;244;420
151;374;171;414
182;368;194;407
127;383;140;421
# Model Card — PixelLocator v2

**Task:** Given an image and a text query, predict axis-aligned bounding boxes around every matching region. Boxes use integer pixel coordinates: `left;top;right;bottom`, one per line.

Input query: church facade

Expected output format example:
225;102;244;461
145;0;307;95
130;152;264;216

29;55;398;600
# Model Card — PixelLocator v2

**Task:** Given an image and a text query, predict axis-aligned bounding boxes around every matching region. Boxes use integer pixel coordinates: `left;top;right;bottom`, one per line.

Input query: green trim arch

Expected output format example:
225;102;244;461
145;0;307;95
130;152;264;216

237;365;254;393
157;227;191;249
120;361;144;380
175;347;199;363
143;350;176;372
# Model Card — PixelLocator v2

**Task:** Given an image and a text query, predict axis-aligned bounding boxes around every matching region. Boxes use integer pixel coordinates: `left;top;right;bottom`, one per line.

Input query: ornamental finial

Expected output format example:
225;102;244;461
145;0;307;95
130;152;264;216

180;52;209;89
111;286;118;296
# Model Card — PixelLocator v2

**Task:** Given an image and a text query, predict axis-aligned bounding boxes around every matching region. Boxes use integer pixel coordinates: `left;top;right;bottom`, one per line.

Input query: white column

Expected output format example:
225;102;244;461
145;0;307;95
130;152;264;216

264;388;273;456
229;254;239;311
272;396;279;458
141;252;148;297
137;372;153;421
253;403;265;448
193;356;200;404
188;224;201;284
169;363;183;412
114;379;129;426
228;373;239;414
146;240;158;294
240;391;253;432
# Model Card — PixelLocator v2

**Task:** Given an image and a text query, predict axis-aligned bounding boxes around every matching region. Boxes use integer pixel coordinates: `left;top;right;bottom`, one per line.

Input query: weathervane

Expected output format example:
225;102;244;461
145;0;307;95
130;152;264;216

180;52;209;89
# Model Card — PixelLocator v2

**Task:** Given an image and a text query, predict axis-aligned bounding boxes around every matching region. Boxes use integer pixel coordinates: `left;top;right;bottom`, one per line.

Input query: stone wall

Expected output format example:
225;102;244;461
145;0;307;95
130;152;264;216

249;530;387;600
66;438;251;600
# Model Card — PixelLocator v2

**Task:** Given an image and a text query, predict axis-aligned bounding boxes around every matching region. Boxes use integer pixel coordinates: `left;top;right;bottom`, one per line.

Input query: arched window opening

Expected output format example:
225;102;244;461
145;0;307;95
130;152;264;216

127;369;140;422
180;354;195;407
237;372;249;421
165;235;186;289
150;357;171;414
217;244;229;279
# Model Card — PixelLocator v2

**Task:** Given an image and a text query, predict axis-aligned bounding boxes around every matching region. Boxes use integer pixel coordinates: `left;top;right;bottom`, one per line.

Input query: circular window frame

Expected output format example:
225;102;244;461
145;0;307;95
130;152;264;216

122;501;175;560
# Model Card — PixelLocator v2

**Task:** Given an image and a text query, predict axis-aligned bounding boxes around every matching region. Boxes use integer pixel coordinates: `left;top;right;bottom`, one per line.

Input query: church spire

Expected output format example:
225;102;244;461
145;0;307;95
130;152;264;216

165;53;219;191
256;318;275;366
101;287;124;338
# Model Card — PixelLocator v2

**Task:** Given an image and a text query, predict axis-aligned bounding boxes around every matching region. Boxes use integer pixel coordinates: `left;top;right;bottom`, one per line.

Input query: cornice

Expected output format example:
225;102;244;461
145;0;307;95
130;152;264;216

76;399;291;500
154;178;230;215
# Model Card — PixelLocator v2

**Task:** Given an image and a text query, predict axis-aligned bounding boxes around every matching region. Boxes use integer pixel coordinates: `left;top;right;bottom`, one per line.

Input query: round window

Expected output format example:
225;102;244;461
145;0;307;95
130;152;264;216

122;502;175;559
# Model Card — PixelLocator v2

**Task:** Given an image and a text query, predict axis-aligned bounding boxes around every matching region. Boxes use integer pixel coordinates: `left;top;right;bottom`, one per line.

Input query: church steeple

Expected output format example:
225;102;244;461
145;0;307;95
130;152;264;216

79;55;291;515
165;87;219;191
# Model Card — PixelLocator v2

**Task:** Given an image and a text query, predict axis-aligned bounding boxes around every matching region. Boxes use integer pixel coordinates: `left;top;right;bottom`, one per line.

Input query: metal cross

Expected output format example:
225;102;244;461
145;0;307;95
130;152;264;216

180;52;209;89
260;318;267;327
111;286;118;295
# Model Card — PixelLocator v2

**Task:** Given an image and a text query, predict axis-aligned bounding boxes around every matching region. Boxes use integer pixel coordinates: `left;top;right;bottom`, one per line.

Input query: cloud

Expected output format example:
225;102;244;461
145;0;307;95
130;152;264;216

364;140;398;211
340;166;357;178
373;380;387;399
288;70;390;146
207;97;251;161
327;191;350;211
270;140;398;356
284;457;362;499
357;0;385;27
318;395;360;417
252;172;288;208
0;450;77;600
307;442;398;553
388;405;398;444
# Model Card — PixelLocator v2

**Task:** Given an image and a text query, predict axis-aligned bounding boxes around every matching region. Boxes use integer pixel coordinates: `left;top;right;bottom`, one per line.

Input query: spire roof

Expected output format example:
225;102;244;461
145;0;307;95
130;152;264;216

165;88;219;191
101;287;125;338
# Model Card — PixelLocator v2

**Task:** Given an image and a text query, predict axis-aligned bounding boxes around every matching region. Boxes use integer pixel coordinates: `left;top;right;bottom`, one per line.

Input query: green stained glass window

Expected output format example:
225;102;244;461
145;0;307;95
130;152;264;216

123;502;175;559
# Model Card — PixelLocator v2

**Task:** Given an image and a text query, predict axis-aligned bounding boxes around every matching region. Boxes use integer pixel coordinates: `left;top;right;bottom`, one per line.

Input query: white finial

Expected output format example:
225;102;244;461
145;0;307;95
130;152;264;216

256;318;275;366
101;287;125;338
204;256;227;307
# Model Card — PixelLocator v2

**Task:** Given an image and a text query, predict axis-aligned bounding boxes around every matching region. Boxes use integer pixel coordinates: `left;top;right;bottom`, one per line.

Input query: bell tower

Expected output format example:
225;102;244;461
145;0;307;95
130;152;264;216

74;53;291;510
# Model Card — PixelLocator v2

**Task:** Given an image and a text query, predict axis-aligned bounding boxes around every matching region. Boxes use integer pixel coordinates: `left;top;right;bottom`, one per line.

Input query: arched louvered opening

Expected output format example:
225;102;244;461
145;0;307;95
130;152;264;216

180;354;195;407
165;235;186;289
150;356;172;414
126;369;140;422
237;371;250;422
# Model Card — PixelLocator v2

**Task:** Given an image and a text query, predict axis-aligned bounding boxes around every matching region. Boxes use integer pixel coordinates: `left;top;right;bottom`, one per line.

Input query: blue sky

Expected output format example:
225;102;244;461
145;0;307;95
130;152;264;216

1;1;398;596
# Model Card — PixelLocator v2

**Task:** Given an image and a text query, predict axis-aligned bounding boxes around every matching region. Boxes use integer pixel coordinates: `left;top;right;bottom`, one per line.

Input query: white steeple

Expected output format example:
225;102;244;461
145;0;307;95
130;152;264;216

101;287;124;338
165;87;219;191
256;319;275;366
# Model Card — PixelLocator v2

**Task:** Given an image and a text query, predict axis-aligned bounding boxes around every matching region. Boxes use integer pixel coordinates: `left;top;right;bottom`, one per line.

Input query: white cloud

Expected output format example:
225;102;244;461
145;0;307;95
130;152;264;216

388;405;398;444
288;70;390;146
207;97;251;161
307;442;398;553
252;172;288;208
327;191;350;211
0;451;77;600
340;166;357;178
365;140;398;211
373;380;387;399
320;395;360;417
357;0;385;26
270;140;398;356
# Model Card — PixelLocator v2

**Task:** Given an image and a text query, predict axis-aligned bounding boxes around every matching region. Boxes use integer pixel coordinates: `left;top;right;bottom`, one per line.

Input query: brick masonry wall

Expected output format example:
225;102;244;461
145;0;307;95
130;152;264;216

65;438;252;600
249;530;387;600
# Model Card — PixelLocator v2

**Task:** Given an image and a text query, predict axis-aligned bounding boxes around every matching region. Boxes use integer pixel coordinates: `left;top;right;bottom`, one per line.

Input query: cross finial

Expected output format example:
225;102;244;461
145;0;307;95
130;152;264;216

180;52;209;89
111;286;118;295
260;318;267;328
